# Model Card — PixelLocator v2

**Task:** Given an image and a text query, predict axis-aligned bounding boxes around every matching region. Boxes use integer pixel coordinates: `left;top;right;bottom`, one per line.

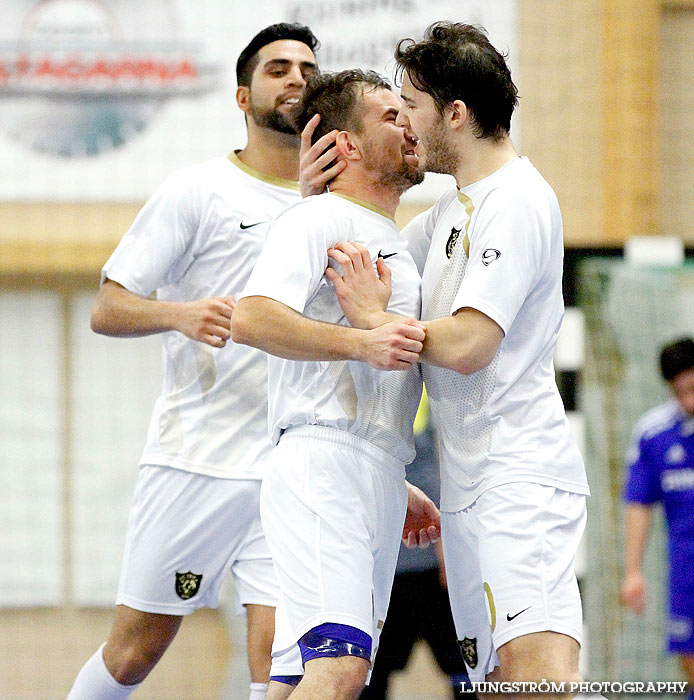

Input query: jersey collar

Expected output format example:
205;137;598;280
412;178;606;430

329;191;395;222
228;151;300;191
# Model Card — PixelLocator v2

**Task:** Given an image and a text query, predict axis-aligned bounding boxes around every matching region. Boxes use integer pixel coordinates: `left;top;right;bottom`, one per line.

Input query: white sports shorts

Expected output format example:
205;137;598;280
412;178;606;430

441;482;587;681
259;425;407;669
117;465;278;616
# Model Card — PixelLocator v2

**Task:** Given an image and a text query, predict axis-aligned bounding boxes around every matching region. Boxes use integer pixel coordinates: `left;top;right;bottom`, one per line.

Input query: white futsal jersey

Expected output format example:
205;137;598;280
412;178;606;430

241;192;423;463
102;153;301;479
404;157;589;511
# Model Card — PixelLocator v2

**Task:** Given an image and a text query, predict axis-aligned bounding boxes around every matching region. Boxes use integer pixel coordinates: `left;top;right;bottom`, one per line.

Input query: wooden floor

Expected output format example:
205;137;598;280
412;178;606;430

0;608;229;700
0;608;453;700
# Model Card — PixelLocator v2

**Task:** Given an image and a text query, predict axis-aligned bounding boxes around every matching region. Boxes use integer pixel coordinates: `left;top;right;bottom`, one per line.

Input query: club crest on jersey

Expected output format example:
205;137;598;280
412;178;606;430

482;248;501;266
175;571;203;600
459;637;478;669
446;227;461;259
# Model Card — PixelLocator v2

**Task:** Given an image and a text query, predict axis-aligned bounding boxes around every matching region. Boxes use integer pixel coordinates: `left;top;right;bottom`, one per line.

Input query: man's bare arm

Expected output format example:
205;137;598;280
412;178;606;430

420;309;504;375
232;295;424;371
621;503;653;615
91;279;235;348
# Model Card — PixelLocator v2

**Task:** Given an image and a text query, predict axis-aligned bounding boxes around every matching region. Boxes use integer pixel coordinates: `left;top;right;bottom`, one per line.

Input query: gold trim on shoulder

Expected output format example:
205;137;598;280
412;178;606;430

457;190;475;258
227;151;300;191
330;192;395;222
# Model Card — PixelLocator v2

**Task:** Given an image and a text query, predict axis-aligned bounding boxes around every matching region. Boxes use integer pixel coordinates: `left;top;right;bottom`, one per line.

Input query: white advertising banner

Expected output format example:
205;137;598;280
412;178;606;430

0;0;517;202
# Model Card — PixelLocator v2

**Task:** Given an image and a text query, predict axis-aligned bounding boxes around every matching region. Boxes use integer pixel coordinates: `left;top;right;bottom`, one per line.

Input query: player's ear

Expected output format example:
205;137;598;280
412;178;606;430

236;85;251;113
335;131;361;161
449;100;468;131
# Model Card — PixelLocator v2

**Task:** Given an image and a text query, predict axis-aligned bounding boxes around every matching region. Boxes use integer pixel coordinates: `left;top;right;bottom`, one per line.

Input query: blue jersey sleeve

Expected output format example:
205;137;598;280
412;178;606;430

624;432;661;504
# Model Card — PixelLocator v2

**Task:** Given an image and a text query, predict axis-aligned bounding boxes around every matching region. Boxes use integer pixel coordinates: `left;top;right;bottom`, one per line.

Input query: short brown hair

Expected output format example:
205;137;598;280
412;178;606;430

293;69;392;144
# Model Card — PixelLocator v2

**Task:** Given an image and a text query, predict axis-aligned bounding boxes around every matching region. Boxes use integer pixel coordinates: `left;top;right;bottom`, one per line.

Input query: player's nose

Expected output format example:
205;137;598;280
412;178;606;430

396;110;414;133
402;122;418;145
286;65;306;87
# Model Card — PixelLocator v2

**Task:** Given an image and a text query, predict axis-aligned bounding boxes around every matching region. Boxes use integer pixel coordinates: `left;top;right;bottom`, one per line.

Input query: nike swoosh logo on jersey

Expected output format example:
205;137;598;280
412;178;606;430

378;250;398;259
506;606;532;621
240;221;266;229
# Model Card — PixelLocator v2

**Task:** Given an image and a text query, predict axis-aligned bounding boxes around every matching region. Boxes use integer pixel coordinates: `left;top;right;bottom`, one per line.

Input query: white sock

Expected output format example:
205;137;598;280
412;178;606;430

249;681;269;700
66;643;142;700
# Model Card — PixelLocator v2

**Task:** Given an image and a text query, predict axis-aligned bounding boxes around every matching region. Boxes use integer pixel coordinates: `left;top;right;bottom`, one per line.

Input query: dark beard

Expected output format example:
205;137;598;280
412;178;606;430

421;128;458;175
361;135;425;193
249;105;298;135
378;164;425;193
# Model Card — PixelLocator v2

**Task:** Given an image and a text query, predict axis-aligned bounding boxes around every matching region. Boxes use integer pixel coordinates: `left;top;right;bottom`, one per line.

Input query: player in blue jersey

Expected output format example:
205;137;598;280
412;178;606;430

622;337;694;698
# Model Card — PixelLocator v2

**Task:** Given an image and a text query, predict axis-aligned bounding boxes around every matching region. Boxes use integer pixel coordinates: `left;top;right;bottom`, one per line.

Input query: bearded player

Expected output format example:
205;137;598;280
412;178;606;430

66;24;322;700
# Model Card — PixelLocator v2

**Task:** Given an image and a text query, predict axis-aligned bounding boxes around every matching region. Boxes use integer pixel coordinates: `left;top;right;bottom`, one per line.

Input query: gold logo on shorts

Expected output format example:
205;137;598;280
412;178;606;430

459;637;478;669
484;581;497;633
175;571;203;600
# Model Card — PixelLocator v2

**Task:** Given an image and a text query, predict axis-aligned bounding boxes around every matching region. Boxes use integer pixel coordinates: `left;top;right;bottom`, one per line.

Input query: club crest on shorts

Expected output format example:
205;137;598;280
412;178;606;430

175;571;203;600
446;227;461;259
459;637;478;669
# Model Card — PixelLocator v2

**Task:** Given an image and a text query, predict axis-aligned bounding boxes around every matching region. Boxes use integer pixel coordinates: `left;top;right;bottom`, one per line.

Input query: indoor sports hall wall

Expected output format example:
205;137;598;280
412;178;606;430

580;260;694;686
2;1;694;698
